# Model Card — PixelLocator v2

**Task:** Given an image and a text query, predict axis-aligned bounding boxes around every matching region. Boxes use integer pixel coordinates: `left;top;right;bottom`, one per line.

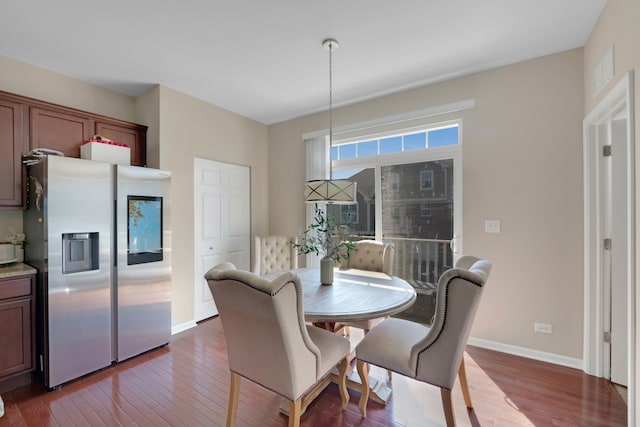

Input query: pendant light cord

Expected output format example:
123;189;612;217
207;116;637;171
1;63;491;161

328;40;334;180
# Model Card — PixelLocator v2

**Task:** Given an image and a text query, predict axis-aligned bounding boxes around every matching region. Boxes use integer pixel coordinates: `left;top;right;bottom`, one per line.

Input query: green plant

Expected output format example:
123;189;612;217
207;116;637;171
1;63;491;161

293;204;355;263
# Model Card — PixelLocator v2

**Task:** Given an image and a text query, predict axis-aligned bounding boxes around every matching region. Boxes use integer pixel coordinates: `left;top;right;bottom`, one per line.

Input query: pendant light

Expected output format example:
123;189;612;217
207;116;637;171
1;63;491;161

304;38;357;204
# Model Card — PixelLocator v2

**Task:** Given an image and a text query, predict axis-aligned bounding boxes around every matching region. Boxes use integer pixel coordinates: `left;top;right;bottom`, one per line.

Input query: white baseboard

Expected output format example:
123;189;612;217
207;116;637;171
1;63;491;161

468;337;584;370
172;320;198;335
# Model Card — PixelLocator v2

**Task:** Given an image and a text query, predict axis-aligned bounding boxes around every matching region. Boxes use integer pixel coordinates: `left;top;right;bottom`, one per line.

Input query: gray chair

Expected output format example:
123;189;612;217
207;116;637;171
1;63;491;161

205;262;351;427
252;235;298;276
355;255;492;426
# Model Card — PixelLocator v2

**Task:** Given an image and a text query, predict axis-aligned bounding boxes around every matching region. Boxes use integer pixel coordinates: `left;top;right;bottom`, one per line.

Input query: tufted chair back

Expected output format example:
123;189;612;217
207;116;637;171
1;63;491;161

339;240;394;275
253;235;298;276
205;262;351;426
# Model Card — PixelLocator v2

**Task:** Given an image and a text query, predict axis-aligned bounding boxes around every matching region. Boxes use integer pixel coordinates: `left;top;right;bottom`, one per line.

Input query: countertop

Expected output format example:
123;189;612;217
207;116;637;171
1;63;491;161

0;263;37;279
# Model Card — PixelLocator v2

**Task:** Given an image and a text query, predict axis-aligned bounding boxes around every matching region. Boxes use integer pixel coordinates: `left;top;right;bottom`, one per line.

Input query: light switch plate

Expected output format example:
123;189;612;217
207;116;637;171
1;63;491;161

485;220;501;233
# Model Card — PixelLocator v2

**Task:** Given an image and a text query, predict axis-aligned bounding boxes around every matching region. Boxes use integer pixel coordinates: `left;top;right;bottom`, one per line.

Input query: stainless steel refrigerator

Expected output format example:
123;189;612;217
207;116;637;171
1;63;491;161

24;156;171;389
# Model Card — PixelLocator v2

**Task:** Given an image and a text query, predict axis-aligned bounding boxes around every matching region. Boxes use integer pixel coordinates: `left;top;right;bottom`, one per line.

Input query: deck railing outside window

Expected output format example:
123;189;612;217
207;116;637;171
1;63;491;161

382;237;452;288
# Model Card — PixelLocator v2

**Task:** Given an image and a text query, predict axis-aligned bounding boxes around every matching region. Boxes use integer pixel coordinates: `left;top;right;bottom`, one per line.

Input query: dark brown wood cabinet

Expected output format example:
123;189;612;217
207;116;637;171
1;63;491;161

30;107;93;158
0;90;147;208
0;273;35;393
95;121;147;167
0;98;26;207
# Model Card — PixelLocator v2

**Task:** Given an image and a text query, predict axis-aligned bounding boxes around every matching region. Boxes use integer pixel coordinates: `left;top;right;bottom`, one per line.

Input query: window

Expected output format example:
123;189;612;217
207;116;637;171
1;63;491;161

420;170;434;191
339;204;358;224
331;123;459;161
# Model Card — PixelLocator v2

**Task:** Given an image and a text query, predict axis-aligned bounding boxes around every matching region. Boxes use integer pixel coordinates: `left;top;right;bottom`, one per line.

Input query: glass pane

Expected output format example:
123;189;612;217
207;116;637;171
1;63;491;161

428;126;459;147
381;159;454;288
327;167;375;238
403;132;426;151
331;145;338;161
358;140;378;157
339;143;357;159
380;136;402;154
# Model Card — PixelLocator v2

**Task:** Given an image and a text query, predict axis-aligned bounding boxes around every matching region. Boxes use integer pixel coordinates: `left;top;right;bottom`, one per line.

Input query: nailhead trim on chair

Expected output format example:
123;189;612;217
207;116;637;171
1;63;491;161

414;273;483;382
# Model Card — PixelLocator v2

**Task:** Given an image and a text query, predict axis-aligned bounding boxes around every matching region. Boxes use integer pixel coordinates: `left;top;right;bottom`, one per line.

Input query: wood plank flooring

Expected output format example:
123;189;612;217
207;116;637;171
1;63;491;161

0;317;627;426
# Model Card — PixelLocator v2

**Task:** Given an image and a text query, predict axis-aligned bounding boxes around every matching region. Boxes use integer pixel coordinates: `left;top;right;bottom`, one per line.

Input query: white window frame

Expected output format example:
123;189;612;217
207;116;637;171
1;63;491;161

332;120;463;257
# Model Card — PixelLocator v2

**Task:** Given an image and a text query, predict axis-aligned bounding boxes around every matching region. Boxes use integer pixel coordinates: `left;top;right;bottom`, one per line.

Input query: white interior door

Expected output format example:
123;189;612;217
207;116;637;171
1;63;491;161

194;158;250;322
583;72;634;426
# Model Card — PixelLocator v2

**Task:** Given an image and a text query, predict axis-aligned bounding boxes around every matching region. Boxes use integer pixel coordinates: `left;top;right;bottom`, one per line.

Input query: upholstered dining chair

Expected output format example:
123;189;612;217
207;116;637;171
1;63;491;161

338;239;394;276
252;235;298;276
338;240;395;334
205;262;351;427
354;255;492;427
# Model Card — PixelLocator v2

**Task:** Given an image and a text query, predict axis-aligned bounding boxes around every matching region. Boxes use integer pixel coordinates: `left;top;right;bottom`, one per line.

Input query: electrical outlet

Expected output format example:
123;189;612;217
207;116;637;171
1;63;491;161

534;323;553;334
485;219;501;233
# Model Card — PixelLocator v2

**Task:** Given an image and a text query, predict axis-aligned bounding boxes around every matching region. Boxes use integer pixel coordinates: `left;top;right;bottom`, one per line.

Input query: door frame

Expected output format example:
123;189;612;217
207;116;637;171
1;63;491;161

583;71;635;424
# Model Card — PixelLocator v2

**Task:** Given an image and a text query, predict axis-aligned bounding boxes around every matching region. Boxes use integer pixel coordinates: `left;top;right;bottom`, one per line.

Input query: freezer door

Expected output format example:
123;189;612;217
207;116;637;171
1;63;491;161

45;156;113;388
115;165;172;361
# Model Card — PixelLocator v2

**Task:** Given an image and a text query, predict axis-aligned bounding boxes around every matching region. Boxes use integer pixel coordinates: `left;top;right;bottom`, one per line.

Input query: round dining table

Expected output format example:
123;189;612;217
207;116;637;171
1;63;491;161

287;267;417;325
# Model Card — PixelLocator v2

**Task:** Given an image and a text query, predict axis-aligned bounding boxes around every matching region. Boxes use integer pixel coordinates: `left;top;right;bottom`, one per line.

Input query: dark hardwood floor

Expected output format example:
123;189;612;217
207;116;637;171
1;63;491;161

0;317;627;426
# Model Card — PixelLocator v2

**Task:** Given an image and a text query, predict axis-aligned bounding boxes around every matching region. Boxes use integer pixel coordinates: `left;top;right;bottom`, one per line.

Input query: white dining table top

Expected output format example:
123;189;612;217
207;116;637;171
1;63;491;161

283;268;417;323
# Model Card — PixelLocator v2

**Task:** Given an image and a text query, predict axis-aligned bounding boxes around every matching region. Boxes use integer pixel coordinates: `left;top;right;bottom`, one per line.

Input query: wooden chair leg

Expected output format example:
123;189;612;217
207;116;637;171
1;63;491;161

288;399;302;427
337;358;349;409
458;358;473;408
440;388;456;427
226;372;240;427
356;360;370;417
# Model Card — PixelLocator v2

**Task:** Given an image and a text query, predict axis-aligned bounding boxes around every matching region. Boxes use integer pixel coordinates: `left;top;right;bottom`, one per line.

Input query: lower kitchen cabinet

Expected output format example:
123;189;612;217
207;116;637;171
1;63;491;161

0;270;36;393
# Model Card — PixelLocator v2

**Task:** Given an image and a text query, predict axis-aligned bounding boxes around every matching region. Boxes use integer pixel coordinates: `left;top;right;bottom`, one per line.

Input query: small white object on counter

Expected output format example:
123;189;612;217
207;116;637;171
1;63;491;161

0;243;15;262
81;142;130;165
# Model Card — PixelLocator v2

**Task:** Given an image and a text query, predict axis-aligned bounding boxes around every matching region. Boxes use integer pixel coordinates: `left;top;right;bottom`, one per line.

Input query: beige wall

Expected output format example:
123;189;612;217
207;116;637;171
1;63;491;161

156;86;269;326
269;49;585;358
583;0;640;417
135;86;161;168
0;56;270;329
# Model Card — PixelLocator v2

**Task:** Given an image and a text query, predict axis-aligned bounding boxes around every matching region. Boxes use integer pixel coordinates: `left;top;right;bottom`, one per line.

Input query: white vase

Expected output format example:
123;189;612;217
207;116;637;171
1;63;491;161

320;257;334;285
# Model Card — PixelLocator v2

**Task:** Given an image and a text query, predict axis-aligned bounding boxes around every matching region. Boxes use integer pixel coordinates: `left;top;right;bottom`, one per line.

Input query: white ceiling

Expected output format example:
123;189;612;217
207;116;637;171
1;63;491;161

1;0;606;125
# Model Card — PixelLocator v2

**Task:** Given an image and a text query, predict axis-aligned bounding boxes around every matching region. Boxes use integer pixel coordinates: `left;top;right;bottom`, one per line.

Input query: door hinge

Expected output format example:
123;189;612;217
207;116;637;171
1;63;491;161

604;238;612;250
604;331;612;343
603;145;612;157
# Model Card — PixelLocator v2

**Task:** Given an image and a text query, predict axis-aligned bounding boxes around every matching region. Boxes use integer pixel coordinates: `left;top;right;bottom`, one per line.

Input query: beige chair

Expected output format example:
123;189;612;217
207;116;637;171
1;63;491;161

253;235;298;276
355;255;492;426
205;262;351;427
339;240;395;334
338;239;394;276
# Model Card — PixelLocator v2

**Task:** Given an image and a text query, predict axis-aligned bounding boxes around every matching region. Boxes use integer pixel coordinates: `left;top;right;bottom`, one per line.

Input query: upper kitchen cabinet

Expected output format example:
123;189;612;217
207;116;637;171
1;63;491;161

0;98;26;207
30;107;94;158
95;121;147;167
0;90;148;208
